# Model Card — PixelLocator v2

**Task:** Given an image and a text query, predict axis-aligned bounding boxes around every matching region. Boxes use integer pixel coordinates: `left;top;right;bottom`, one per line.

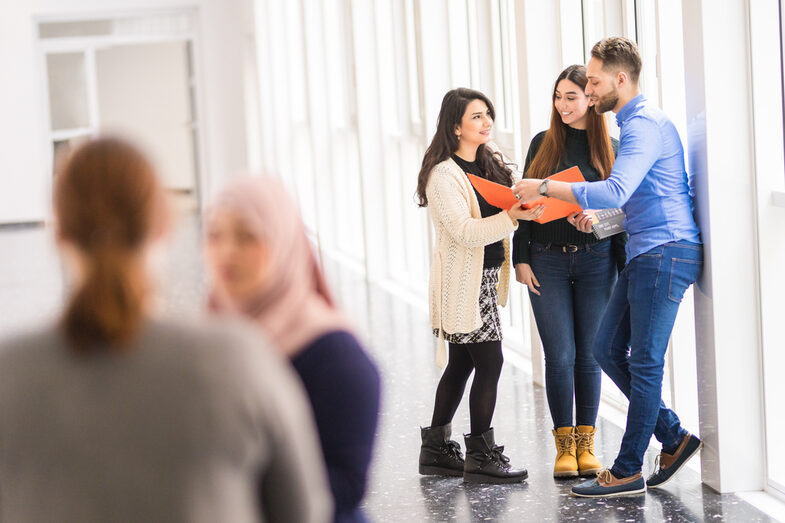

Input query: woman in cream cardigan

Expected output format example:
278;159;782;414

415;88;544;484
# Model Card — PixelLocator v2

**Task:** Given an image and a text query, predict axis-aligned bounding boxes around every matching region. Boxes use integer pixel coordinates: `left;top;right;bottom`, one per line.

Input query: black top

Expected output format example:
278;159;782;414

512;126;627;269
291;330;381;523
451;154;506;268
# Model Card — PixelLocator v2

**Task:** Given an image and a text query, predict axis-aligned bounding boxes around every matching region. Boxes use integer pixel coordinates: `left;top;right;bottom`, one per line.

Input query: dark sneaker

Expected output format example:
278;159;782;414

571;469;645;498
647;433;702;489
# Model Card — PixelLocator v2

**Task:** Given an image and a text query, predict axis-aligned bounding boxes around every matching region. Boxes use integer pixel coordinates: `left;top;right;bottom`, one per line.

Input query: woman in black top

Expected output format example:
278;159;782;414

513;65;625;479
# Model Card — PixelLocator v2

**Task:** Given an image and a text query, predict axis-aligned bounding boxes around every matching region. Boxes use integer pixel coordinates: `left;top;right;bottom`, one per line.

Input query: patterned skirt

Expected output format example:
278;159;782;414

433;266;503;344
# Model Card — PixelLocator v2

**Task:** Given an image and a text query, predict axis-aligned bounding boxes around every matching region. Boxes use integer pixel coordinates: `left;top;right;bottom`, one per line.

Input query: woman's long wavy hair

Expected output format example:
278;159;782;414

416;88;514;207
526;65;615;180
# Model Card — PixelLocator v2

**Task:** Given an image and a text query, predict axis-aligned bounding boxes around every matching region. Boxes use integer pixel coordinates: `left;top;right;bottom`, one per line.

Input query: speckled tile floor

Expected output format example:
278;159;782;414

323;260;775;523
0;218;776;522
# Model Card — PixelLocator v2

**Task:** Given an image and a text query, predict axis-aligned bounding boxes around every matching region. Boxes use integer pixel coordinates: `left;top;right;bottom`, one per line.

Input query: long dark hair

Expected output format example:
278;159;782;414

526;65;615;180
416;88;514;207
54;137;167;352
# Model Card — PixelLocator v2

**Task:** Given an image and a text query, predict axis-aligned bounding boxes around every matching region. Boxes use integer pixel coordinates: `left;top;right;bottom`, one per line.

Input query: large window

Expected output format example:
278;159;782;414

761;0;785;500
322;0;366;266
404;0;422;129
490;0;516;135
249;0;785;509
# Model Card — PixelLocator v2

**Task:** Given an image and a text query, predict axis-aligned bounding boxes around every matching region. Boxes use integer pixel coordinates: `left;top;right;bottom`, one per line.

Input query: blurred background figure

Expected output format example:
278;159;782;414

205;176;381;523
0;137;332;523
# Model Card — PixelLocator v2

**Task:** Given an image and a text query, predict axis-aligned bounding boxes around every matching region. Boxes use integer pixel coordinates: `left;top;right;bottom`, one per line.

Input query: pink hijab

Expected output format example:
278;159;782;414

206;176;351;357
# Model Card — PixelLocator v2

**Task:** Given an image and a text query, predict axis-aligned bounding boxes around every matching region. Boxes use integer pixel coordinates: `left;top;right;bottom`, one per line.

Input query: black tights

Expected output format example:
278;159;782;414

430;341;504;436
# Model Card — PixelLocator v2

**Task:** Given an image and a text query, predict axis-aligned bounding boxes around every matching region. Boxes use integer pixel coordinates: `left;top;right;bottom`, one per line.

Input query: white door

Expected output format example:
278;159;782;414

95;41;197;193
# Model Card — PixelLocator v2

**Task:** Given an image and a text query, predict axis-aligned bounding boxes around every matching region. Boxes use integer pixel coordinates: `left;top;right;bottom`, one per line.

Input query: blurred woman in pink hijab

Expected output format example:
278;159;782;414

204;176;381;523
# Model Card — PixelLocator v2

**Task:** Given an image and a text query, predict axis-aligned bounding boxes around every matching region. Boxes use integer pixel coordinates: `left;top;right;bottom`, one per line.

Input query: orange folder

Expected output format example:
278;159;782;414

466;166;585;224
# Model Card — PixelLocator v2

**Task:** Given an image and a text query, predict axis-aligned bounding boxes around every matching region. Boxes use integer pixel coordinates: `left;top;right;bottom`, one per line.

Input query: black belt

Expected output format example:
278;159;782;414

533;242;594;253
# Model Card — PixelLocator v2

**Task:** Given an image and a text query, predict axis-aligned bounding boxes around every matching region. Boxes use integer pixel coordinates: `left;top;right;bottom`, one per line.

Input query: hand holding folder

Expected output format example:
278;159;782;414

465;166;585;224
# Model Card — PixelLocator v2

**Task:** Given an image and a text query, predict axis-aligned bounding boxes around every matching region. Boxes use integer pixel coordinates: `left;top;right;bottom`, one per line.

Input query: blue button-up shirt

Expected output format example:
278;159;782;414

571;94;701;260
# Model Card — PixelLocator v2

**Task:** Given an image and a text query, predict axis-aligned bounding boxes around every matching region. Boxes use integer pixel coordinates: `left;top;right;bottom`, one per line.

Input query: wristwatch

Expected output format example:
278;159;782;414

538;179;550;197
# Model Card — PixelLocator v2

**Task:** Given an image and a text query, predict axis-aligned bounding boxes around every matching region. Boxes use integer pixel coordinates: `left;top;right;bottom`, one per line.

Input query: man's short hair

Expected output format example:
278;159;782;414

591;37;642;83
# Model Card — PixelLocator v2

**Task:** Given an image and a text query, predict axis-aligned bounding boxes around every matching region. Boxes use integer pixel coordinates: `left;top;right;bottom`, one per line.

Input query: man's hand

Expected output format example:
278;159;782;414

512;179;542;203
567;211;593;233
514;179;580;205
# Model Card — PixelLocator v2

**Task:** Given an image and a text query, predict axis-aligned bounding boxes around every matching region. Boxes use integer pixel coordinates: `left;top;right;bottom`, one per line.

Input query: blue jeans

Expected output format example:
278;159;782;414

528;240;617;428
592;240;703;477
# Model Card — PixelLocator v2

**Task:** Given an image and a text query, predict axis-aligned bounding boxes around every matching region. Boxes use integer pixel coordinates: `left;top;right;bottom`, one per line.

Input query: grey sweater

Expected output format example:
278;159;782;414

0;318;332;523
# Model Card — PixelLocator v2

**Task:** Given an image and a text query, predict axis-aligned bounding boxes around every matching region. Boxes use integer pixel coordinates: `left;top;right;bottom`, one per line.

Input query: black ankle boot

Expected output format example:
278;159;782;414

419;423;464;476
463;428;528;484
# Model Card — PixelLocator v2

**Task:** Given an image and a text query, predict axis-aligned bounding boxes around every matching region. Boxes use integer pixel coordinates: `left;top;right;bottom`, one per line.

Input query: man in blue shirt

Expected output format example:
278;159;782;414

513;37;703;497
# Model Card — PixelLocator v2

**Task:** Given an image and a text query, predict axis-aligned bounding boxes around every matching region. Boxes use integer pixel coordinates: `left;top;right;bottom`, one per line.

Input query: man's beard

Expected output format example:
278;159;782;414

594;89;619;114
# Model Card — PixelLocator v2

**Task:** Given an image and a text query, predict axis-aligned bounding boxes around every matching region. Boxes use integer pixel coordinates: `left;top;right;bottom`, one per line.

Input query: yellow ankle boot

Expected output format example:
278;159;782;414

552;426;578;478
575;425;602;476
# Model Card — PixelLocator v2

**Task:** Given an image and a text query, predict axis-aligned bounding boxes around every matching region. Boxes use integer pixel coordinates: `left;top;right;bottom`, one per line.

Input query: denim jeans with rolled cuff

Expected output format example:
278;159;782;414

591;240;703;477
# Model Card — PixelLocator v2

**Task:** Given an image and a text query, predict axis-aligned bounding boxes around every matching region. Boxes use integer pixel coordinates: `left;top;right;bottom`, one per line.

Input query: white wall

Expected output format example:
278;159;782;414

0;3;50;223
0;0;253;224
96;41;195;190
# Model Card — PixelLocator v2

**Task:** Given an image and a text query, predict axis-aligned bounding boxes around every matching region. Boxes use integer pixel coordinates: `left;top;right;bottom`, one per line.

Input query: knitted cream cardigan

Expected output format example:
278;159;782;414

426;148;518;367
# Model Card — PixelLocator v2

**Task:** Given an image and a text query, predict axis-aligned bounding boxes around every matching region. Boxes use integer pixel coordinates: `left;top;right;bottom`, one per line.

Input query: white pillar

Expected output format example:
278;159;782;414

681;0;765;493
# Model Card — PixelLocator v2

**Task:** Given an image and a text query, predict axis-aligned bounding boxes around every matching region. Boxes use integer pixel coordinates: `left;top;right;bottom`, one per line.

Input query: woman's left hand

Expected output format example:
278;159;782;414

508;202;545;221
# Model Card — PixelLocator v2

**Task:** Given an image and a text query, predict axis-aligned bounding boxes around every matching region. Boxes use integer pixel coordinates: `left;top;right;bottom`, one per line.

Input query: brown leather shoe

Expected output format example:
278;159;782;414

597;469;642;487
571;469;646;497
647;433;702;488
